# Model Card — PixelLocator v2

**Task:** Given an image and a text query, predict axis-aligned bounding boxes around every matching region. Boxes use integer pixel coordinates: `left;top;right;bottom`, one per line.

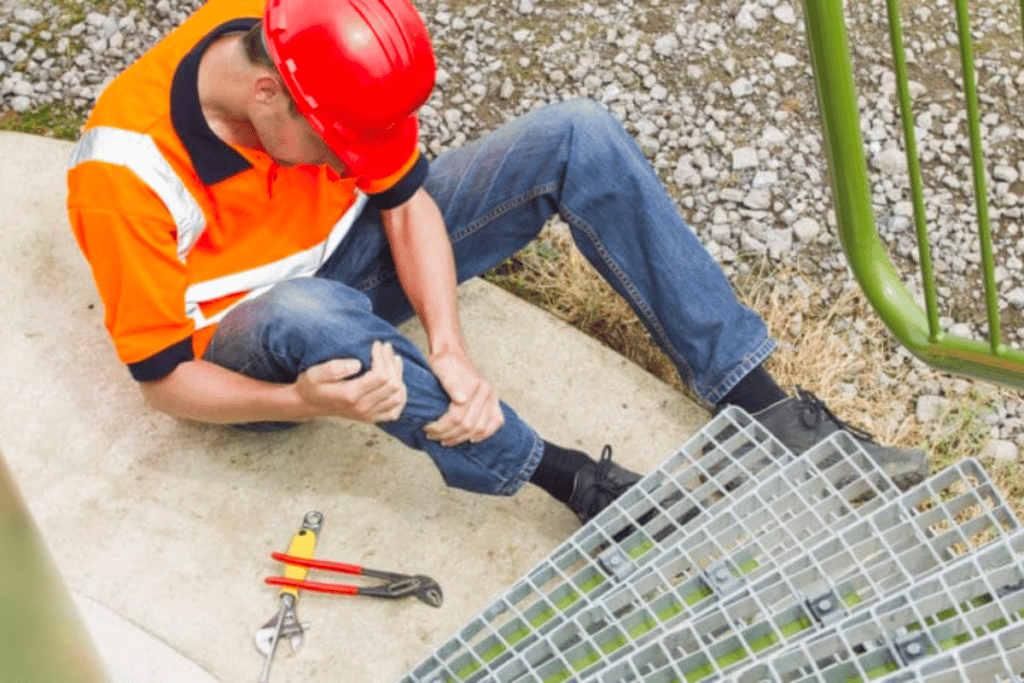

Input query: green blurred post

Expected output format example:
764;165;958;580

802;0;1024;388
0;451;109;683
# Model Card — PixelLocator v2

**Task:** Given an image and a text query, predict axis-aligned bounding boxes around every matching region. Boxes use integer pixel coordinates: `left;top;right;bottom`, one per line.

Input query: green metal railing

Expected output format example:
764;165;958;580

803;0;1024;387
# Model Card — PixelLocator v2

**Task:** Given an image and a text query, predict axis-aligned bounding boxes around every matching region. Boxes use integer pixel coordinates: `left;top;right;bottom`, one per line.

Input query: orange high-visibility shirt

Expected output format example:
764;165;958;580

67;0;426;381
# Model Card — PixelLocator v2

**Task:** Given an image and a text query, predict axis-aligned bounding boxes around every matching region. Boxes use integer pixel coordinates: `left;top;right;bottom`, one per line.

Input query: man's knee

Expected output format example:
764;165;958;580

244;278;372;327
209;278;377;373
546;97;622;136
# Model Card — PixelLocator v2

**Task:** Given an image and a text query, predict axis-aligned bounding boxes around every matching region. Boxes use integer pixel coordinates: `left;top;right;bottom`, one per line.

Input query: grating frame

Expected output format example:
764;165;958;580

593;459;1020;683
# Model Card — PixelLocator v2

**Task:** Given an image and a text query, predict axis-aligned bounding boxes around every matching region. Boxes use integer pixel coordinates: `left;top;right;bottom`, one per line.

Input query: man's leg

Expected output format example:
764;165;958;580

325;97;924;488
203;277;543;496
324;98;774;407
205;278;636;520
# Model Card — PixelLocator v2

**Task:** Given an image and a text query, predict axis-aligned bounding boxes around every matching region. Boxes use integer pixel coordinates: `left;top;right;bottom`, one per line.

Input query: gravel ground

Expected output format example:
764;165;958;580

2;0;1024;465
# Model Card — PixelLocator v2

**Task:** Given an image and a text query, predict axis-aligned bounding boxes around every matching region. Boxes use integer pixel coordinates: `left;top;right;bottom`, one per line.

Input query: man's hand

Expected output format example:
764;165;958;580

295;340;407;423
425;350;504;446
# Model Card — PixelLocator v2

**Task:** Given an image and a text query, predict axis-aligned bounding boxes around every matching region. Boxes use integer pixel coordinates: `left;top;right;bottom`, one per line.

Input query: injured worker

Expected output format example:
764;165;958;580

66;0;928;524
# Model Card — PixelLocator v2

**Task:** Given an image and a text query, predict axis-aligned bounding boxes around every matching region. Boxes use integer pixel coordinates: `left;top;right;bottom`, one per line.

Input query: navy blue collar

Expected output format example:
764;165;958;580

170;17;260;186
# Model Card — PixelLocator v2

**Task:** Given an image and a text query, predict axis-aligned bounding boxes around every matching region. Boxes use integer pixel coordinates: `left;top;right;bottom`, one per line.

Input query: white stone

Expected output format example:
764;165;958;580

732;146;759;170
773;52;798;69
14;8;45;25
743;188;772;210
767;227;793;259
1006;288;1024;309
982;439;1019;462
740;232;767;254
735;4;759;30
673;158;701;188
773;4;797;24
710;221;732;243
994;165;1019;183
871;147;907;175
720;188;747;204
792;217;821;243
10;95;32;112
761;126;787;146
653;34;679;57
730;77;754;98
752;170;777;188
915;395;949;422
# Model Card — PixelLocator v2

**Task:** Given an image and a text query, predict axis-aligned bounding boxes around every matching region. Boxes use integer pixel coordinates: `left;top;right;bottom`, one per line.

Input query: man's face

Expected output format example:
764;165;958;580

249;75;332;167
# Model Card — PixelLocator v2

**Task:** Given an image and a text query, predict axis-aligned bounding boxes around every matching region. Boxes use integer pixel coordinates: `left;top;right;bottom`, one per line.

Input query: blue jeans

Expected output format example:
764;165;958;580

204;98;774;495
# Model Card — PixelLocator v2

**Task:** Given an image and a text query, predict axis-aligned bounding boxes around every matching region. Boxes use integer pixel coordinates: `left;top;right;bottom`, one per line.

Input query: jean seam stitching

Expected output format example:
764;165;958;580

704;336;778;407
451;181;560;244
559;205;698;391
497;429;544;495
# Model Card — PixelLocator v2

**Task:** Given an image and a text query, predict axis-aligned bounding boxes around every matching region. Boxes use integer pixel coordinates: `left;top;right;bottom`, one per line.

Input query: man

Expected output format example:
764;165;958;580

67;0;927;524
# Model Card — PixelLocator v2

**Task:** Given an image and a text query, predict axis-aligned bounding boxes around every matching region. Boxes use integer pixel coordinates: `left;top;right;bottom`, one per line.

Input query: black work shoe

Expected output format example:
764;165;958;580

566;445;642;524
752;387;929;491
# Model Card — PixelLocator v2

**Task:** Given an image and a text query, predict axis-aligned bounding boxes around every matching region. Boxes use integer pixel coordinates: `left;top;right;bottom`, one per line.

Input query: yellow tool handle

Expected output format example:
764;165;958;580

279;514;320;599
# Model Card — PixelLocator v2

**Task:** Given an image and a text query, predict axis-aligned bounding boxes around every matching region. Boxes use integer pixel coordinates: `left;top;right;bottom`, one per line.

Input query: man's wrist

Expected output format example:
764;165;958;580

278;381;321;421
427;331;468;361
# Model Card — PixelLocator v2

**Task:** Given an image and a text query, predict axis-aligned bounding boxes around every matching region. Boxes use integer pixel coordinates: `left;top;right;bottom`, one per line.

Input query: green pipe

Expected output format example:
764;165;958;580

953;0;1002;352
0;451;109;683
802;0;1024;388
885;0;941;342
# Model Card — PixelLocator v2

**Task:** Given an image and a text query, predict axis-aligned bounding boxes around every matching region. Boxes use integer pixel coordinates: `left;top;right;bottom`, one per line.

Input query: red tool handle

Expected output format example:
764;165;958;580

271;552;363;575
265;576;359;595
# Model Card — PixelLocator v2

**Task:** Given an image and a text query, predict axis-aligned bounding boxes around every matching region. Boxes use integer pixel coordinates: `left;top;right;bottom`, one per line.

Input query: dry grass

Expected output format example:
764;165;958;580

484;220;1024;522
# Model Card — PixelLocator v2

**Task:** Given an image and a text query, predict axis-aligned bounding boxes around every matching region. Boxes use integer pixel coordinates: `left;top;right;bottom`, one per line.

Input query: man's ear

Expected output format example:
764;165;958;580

253;73;285;105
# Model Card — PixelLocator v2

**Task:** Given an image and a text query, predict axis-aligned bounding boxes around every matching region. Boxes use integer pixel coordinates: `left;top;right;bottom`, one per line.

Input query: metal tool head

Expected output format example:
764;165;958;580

371;576;443;607
254;597;309;656
413;576;444;608
301;510;324;534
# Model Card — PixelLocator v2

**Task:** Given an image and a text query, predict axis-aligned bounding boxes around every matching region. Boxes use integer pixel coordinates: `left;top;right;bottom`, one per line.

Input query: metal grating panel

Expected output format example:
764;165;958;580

400;408;902;683
595;459;1020;683
399;407;793;683
731;529;1024;682
474;431;899;682
878;622;1024;683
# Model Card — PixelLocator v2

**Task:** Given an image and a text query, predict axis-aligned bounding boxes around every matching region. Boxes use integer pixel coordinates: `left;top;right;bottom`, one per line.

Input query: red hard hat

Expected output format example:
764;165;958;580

264;0;436;180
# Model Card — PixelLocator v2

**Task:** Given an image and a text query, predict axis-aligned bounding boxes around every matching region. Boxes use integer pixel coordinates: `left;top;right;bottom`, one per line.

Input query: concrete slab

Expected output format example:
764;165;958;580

0;130;708;683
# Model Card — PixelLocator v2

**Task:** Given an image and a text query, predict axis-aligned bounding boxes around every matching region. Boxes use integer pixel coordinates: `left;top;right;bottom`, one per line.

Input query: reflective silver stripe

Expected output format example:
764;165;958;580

68;126;207;262
70;125;368;332
184;192;368;330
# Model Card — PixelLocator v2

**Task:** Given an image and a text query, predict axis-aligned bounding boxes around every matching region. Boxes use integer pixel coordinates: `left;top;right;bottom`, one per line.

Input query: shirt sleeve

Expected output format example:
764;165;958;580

359;148;430;210
68;162;196;381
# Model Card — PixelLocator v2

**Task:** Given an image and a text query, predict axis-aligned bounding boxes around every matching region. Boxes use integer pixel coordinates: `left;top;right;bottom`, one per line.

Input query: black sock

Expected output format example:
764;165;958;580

529;442;595;503
718;364;788;414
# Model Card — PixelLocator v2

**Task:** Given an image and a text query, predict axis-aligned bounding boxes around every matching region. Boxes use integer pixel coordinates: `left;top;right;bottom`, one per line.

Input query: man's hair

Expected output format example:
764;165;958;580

241;21;276;69
241;21;298;112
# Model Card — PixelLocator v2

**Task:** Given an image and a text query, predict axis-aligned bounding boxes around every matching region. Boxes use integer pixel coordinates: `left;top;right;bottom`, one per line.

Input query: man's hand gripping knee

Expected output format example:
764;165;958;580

295;340;407;423
424;350;504;447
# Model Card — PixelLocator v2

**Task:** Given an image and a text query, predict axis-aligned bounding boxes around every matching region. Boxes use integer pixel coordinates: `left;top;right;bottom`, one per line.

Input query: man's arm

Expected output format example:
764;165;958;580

380;187;504;446
138;340;406;425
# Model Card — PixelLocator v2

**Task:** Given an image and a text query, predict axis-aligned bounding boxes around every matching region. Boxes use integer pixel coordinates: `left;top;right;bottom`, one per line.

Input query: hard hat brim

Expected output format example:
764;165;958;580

324;114;420;181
